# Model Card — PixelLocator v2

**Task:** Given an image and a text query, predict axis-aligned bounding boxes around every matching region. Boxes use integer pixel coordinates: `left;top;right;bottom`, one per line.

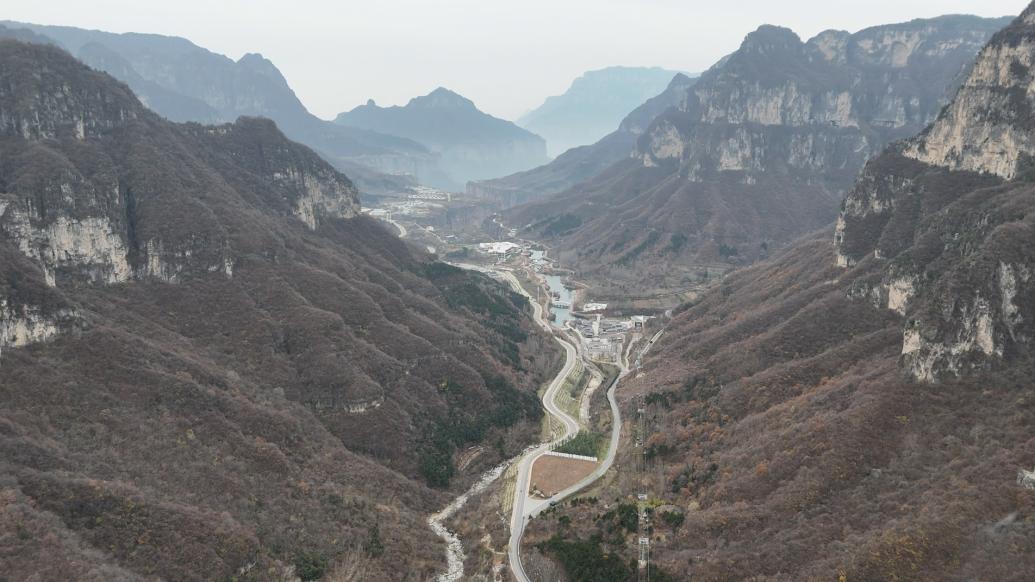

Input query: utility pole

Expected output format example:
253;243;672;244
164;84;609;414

638;536;650;582
638;492;650;582
636;395;646;472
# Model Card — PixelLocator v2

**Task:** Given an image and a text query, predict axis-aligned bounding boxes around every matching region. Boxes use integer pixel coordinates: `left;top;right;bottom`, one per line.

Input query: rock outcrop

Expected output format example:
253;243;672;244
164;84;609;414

836;9;1035;382
468;72;697;208
0;297;73;349
0;52;357;289
904;8;1035;178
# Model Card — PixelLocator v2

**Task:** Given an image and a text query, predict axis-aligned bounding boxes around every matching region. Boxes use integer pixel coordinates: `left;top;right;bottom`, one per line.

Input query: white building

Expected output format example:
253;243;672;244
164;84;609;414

478;241;522;255
631;315;651;330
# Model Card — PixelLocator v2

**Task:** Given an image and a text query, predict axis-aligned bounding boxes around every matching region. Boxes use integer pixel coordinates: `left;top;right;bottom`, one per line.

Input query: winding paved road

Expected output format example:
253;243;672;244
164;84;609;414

428;265;578;581
385;217;407;238
437;263;636;582
501;268;630;582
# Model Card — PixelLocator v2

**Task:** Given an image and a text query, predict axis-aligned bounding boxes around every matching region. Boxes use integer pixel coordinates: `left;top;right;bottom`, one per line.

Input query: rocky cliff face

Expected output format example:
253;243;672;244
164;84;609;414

505;15;1009;295
639;16;1004;178
0;40;556;580
0;53;356;289
904;10;1035;178
335;88;549;190
835;9;1035;383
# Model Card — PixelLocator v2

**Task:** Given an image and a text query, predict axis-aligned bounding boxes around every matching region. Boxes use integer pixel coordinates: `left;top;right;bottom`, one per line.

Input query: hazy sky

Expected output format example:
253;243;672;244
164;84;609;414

6;1;1029;120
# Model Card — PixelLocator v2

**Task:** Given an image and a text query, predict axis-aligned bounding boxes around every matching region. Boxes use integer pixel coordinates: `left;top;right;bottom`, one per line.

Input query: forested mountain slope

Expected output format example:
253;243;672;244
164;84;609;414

526;8;1035;580
0;40;556;580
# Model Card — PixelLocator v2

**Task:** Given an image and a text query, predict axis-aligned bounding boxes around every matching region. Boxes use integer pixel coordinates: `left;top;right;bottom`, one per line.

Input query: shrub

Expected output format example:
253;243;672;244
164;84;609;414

554;431;604;457
364;525;384;558
539;534;631;582
419;374;541;487
617;503;639;533
669;233;688;252
660;510;684;528
294;550;328;581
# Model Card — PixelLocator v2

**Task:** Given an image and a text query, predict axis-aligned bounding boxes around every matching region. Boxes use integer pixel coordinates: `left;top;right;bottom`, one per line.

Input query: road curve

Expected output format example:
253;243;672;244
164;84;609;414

385;217;407;238
501;268;629;582
442;263;631;582
429;264;576;581
508;336;579;582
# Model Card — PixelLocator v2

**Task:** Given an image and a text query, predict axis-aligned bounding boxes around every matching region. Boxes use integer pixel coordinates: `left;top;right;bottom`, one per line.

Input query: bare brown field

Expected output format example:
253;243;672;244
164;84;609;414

529;455;598;497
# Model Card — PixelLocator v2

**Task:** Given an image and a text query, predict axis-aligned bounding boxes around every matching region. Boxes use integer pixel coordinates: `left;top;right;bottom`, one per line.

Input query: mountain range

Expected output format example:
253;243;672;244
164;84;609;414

0;39;558;580
0;20;443;195
335;88;549;190
3;5;1035;582
518;66;690;157
503;14;1013;297
524;5;1035;580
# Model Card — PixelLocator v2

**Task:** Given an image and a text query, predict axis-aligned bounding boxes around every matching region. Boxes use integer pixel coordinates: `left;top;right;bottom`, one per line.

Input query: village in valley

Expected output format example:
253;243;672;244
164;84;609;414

471;237;655;367
360;195;660;368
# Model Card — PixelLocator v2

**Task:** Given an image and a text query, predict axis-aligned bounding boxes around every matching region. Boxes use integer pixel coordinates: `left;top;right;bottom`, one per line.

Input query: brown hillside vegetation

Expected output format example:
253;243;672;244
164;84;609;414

525;6;1035;581
0;40;558;580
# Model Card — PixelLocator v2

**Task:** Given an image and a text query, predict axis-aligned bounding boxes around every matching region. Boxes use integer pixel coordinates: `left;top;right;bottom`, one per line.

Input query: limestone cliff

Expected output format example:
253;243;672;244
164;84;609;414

0;50;358;293
835;9;1035;382
518;66;689;157
904;8;1035;178
468;72;696;207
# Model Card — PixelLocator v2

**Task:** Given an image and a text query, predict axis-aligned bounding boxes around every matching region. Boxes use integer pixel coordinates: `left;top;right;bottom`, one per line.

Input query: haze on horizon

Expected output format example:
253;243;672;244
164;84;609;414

5;0;1027;121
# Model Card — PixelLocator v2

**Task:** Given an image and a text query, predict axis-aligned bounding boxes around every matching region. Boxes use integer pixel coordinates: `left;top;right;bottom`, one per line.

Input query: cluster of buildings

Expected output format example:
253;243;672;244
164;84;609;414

583;335;624;361
571;315;631;362
362;197;442;220
407;186;450;201
477;241;523;258
567;312;656;362
530;253;550;273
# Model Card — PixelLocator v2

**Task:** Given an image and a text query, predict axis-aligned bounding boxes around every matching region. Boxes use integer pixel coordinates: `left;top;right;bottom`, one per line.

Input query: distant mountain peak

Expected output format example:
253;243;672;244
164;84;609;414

408;87;475;109
236;52;286;83
666;72;695;89
335;86;546;188
517;66;691;156
806;29;851;63
740;24;803;53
